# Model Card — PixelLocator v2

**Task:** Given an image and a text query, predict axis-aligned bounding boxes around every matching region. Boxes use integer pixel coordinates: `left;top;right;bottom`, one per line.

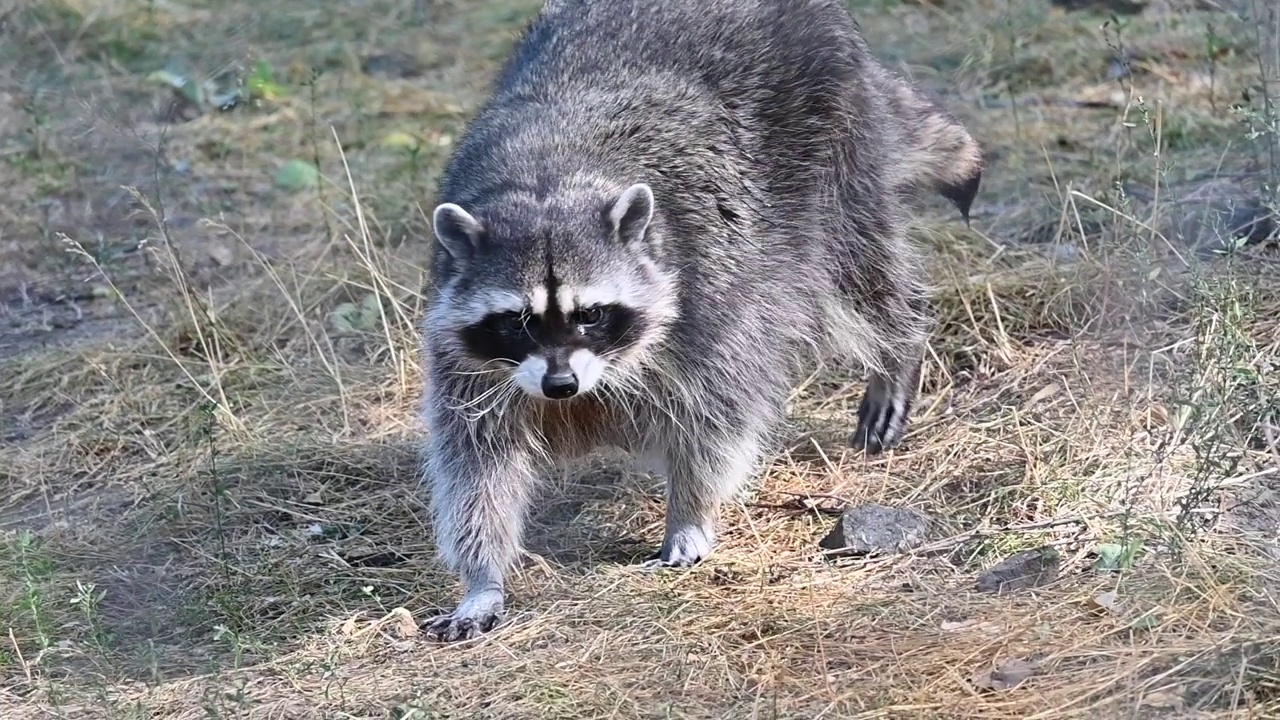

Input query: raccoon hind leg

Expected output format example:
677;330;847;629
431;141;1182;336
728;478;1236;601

831;218;931;455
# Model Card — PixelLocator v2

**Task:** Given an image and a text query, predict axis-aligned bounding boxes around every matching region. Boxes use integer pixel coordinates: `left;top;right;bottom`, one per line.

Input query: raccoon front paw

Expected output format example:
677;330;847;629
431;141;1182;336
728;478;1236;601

637;550;703;570
424;589;505;642
425;613;501;642
637;523;714;570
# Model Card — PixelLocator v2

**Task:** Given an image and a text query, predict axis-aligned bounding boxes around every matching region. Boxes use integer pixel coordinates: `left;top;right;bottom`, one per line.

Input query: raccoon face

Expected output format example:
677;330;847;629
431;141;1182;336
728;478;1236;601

428;182;678;401
456;298;641;400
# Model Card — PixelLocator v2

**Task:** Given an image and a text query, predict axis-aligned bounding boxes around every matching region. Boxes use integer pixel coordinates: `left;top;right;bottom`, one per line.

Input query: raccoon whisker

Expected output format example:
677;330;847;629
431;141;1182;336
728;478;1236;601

462;380;519;423
466;391;515;424
631;358;694;407
600;368;640;398
448;367;512;379
449;378;515;412
448;358;518;378
609;363;689;437
597;370;639;409
522;415;554;466
595;371;648;440
449;385;507;412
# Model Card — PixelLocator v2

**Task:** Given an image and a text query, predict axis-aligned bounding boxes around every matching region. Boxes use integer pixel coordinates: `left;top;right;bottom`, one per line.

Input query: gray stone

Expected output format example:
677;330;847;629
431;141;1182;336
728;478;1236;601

975;547;1061;594
818;504;932;557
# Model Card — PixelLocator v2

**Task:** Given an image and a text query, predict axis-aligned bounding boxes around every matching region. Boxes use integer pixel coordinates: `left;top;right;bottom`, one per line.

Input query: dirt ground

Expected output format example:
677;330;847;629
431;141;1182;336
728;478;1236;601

1;0;1278;718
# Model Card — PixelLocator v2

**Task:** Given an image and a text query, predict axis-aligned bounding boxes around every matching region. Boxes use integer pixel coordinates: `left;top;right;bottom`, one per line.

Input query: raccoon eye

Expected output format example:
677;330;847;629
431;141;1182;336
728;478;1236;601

572;306;604;328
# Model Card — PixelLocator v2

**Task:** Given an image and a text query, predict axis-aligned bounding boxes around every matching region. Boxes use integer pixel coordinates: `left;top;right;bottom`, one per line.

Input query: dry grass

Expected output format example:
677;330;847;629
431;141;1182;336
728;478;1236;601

1;0;1278;717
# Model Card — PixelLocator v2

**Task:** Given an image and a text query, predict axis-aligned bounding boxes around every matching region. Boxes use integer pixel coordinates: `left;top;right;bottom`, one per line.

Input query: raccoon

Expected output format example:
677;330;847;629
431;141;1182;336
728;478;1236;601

418;0;983;641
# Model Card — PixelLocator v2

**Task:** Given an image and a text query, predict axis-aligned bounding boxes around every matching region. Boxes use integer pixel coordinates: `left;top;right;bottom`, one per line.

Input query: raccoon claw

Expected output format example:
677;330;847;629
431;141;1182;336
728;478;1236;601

424;589;505;642
851;389;908;456
637;549;703;570
425;613;501;642
850;421;899;456
637;523;714;570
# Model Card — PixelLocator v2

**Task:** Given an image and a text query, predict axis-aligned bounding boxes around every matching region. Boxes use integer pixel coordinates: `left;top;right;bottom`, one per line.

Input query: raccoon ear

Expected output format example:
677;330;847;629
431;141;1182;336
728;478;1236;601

432;203;485;260
608;183;655;248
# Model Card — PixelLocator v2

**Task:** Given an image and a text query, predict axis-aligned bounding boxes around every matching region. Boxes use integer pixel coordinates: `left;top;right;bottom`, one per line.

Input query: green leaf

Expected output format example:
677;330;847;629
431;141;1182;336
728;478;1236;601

247;59;286;101
1093;543;1124;571
327;294;383;335
1092;538;1144;573
329;303;361;334
275;159;320;191
358;293;384;326
381;131;421;151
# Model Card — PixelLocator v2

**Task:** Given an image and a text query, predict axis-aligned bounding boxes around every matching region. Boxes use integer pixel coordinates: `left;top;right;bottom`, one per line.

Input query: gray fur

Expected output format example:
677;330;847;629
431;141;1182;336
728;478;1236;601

418;0;983;641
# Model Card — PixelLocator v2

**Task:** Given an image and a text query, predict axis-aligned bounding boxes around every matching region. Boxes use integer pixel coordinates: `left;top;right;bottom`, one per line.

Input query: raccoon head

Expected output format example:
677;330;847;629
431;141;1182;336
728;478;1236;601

426;182;679;402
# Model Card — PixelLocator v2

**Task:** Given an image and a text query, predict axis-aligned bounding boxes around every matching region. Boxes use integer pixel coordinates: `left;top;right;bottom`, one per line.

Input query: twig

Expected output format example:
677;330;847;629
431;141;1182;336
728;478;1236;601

817;511;1128;561
907;512;1125;556
750;490;858;515
9;628;31;685
750;502;844;516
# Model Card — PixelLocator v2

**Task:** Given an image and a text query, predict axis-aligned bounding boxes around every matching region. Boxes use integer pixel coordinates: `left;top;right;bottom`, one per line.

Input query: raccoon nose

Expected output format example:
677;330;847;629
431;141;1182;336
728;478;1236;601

541;371;579;399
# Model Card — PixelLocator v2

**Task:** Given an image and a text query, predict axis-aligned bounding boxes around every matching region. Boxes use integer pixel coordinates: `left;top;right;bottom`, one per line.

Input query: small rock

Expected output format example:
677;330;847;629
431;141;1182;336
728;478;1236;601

975;547;1061;594
818;504;932;557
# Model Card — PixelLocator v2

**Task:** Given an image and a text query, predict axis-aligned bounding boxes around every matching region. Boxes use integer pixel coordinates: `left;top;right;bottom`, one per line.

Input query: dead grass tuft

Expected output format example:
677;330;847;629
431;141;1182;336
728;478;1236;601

1;0;1278;717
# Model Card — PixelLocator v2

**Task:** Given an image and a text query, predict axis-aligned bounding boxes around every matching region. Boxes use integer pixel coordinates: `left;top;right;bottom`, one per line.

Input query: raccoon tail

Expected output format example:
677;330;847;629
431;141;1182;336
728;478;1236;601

881;74;985;225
